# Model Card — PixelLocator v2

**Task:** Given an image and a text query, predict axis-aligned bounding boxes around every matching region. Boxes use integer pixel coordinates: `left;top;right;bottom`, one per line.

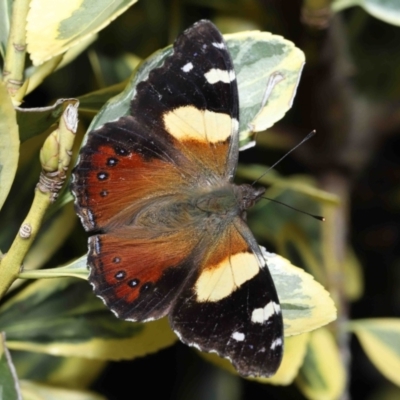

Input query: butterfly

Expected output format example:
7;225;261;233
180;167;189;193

71;20;283;377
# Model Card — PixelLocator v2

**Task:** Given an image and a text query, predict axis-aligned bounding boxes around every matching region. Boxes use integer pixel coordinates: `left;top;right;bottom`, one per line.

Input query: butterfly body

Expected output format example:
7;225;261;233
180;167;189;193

136;183;262;226
72;20;283;377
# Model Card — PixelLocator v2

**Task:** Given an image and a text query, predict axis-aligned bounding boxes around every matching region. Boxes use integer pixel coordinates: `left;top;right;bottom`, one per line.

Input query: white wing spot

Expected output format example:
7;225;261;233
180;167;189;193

251;301;281;324
181;62;193;73
204;69;235;84
212;42;225;49
231;332;245;341
270;338;283;350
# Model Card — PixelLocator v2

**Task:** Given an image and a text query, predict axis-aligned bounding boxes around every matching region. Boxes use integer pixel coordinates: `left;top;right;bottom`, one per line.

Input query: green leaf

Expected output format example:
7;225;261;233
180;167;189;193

296;328;346;400
348;318;400;386
16;98;78;142
225;31;304;147
19;256;89;281
13;352;105;389
78;81;128;116
79;30;304;149
26;0;139;65
264;251;337;336
22;33;98;95
333;0;400;26
20;380;105;400
0;81;19;212
0;332;22;400
0;278;177;360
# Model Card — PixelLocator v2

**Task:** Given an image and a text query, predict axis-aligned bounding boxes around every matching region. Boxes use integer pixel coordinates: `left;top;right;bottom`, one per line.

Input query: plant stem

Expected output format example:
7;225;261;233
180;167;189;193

319;172;351;400
0;189;51;298
0;101;79;297
2;0;30;97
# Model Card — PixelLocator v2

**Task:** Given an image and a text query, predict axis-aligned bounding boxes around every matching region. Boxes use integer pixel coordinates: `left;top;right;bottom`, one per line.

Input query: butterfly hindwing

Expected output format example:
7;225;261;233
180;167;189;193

171;218;283;377
87;230;200;321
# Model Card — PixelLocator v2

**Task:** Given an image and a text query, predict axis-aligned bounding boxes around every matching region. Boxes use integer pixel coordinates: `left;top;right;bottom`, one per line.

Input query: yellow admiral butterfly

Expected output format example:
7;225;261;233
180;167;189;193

71;20;283;377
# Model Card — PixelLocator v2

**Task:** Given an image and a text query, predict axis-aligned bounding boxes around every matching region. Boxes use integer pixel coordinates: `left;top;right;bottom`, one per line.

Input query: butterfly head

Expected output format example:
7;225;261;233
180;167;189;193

238;184;265;211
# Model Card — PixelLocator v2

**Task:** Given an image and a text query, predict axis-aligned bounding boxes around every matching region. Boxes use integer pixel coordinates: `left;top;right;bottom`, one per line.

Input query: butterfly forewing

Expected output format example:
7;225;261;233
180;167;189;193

130;20;240;181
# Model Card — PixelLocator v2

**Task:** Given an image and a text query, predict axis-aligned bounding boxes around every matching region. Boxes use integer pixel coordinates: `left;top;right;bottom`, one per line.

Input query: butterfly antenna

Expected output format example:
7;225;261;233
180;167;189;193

262;196;325;221
252;130;316;185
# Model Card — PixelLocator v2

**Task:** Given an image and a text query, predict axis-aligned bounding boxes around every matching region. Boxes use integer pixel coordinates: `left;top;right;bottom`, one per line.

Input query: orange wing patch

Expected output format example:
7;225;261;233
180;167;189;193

88;230;200;321
83;148;181;227
73;123;187;231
